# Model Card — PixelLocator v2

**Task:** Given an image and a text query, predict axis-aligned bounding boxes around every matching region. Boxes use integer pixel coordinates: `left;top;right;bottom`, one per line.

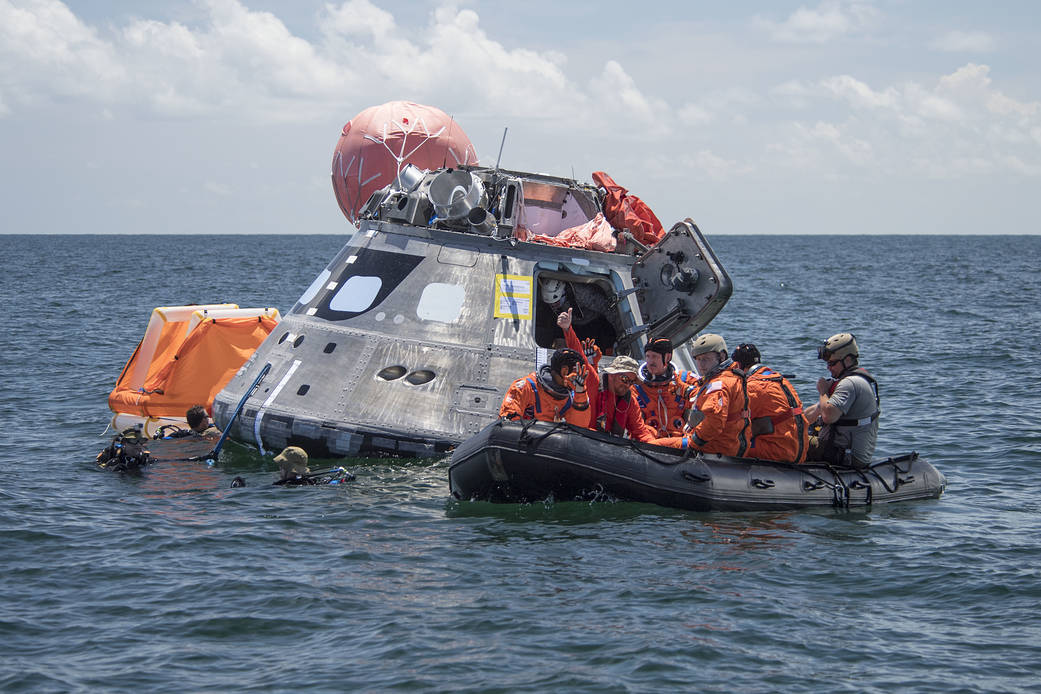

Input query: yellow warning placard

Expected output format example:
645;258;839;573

494;274;532;319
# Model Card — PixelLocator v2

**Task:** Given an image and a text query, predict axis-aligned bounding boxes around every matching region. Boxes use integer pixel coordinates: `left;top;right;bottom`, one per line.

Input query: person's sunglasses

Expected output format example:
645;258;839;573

618;375;636;384
827;358;843;367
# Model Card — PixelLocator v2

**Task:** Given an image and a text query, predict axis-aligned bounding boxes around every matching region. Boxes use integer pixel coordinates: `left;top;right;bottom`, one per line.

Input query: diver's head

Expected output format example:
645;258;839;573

691;333;728;377
186;405;209;432
275;446;310;480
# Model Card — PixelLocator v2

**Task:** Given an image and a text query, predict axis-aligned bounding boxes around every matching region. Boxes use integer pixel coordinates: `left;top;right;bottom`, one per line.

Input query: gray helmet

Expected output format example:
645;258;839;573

818;333;858;361
691;333;727;356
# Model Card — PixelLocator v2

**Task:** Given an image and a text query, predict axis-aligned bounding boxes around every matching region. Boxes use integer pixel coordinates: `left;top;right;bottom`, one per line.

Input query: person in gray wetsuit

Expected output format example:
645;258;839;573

803;333;880;468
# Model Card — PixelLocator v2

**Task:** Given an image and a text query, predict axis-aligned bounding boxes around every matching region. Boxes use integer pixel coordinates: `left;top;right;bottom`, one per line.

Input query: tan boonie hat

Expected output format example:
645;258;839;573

274;446;310;475
603;355;640;375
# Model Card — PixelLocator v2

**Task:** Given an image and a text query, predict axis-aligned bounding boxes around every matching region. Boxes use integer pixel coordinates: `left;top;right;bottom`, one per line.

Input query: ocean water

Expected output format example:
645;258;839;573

2;233;1040;693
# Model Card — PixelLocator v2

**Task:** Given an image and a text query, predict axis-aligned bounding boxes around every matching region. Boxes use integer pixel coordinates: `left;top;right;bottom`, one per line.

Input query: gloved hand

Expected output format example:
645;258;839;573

568;368;587;393
581;337;601;365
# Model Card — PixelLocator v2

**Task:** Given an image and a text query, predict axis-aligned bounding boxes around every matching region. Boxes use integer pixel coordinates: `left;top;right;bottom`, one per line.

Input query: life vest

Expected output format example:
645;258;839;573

826;367;880;428
744;364;808;463
814;366;881;466
687;361;750;457
634;363;697;436
499;369;591;426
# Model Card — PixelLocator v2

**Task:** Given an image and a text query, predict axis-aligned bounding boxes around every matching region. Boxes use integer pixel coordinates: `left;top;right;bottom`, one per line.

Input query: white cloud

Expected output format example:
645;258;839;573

588;60;670;135
754;0;880;44
821;75;899;110
683;149;753;181
318;1;582;122
1;0;1038;191
204;180;233;196
767;63;1041;180
677;102;712;126
0;0;127;106
930;30;997;53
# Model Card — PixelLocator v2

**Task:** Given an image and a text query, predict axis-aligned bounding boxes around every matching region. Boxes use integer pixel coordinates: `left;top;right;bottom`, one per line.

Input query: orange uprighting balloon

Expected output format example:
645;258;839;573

331;101;479;226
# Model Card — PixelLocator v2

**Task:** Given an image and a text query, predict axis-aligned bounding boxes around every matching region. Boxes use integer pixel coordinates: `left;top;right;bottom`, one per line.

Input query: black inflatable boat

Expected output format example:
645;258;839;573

448;420;946;512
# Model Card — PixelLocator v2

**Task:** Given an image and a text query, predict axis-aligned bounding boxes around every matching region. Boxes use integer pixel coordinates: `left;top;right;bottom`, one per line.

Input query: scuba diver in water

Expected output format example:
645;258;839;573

96;427;152;472
152;405;223;440
186;405;221;436
271;446;354;486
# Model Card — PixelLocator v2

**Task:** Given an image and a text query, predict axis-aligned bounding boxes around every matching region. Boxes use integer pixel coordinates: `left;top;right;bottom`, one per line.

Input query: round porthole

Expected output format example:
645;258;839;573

293;335;305;347
377;365;407;381
278;332;289;344
405;369;435;385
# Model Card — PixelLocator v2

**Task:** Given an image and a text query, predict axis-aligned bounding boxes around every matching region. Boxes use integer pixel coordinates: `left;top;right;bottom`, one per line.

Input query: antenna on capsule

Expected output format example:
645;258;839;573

494;127;509;172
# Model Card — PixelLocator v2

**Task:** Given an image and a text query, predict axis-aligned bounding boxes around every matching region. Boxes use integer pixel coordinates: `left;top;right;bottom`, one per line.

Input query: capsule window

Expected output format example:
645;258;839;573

405;370;435;385
296;384;310;396
329;276;382;313
324;342;336;354
417;283;465;323
377;366;407;381
293;335;305;347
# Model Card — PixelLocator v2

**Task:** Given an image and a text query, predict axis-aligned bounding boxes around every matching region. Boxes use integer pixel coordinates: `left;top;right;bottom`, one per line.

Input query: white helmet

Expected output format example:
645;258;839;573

541;279;566;304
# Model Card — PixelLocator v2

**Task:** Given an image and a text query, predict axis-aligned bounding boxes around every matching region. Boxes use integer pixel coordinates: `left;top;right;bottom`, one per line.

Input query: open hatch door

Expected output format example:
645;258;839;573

629;220;732;348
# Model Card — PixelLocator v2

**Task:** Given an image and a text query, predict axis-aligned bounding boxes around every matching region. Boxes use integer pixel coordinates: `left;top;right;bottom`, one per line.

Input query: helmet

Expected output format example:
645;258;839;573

644;337;673;357
732;343;761;370
541;279;566;304
818;333;858;361
691;333;727;356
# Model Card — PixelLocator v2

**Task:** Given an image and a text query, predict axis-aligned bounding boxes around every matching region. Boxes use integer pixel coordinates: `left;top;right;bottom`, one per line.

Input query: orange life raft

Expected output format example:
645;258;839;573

108;304;280;436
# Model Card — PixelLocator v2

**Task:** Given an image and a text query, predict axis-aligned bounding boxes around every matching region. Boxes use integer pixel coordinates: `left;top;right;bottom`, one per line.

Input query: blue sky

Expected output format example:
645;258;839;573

2;0;1039;234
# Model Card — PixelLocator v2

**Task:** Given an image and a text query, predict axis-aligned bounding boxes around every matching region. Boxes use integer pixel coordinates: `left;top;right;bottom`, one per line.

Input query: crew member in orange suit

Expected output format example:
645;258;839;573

731;343;808;463
499;347;592;427
555;308;656;442
657;333;750;457
634;337;698;437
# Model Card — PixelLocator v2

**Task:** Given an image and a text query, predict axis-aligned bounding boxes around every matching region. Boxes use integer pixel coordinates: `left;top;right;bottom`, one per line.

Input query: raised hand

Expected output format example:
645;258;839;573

567;368;587;393
581;337;601;362
557;307;573;332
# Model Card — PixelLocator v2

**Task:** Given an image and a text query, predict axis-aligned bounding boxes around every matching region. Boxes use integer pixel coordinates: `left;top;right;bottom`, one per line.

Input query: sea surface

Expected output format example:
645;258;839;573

2;233;1040;693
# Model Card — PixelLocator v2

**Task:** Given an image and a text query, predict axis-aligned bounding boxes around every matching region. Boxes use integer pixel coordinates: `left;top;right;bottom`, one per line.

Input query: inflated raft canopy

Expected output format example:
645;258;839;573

108;304;280;436
448;420;947;512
